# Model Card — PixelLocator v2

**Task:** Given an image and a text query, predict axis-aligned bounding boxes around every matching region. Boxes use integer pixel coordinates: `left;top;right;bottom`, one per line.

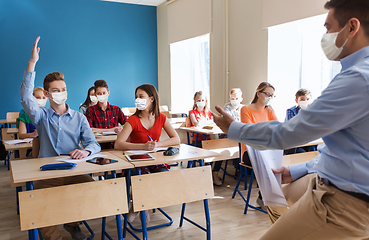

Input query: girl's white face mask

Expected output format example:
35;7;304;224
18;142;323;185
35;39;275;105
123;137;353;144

135;98;148;110
196;101;206;109
90;95;98;103
321;24;348;60
36;98;47;107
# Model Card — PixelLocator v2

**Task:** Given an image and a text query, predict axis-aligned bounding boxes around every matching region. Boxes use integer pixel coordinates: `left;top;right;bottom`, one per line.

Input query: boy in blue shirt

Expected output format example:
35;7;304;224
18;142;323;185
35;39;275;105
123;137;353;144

20;36;101;240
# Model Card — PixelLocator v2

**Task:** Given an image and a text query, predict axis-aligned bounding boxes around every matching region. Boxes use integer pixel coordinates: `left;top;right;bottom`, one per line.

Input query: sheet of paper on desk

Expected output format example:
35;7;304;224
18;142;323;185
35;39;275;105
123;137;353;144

4;138;33;144
55;153;108;163
102;131;117;135
127;147;168;155
246;145;288;207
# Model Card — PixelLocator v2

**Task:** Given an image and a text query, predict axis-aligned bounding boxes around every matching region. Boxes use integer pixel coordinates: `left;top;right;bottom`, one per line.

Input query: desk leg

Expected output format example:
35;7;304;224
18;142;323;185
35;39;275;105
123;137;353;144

112;171;123;240
200;160;211;240
123;169;131;238
137;167;148;240
26;181;38;240
6;150;10;170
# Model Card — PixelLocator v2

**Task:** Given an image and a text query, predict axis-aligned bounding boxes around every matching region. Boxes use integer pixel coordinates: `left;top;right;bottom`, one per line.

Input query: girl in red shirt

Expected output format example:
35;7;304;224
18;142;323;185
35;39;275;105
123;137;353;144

115;84;180;169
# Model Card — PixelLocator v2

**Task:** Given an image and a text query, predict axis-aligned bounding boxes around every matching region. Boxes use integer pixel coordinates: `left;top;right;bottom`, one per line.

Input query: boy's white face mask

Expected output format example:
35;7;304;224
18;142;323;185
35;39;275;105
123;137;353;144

97;94;108;103
298;100;309;110
50;91;67;105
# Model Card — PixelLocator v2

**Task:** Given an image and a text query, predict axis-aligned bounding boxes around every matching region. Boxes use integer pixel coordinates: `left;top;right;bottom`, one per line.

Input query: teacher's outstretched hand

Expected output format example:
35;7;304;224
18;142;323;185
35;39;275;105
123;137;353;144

212;105;235;134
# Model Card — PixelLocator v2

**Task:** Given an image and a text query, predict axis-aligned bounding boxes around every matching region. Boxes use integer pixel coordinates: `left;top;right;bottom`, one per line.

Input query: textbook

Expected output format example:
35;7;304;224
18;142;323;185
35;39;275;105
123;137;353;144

246;145;288;207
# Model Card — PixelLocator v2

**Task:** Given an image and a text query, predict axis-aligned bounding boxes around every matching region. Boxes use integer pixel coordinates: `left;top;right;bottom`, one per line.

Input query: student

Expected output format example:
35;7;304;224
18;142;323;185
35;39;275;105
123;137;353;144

79;86;98;115
114;84;180;223
213;0;369;238
284;88;316;154
223;88;244;122
240;82;278;210
17;87;47;140
188;91;223;186
20;36;101;240
85;80;127;148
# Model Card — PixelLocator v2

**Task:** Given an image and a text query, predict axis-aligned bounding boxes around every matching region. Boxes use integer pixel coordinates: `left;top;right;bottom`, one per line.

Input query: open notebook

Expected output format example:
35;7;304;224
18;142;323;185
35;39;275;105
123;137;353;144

246;145;288;207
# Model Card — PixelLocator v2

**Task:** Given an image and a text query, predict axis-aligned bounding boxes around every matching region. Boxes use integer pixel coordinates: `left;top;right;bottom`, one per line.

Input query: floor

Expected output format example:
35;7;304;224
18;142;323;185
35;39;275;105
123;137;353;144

0;161;270;240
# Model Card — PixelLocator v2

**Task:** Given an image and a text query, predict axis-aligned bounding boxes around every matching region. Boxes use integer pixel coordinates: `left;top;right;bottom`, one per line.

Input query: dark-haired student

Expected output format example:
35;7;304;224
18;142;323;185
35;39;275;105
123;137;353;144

79;86;98;115
85;79;127;148
20;37;101;240
115;84;180;223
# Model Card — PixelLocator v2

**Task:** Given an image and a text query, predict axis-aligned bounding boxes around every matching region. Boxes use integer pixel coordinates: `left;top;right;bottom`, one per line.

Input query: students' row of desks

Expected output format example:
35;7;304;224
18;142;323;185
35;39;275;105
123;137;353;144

11;144;220;240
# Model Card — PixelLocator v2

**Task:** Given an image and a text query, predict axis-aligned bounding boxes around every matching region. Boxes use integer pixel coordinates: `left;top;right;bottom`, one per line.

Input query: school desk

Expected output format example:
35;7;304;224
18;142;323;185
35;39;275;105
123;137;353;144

7;128;19;134
11;152;134;240
4;141;33;170
110;144;219;240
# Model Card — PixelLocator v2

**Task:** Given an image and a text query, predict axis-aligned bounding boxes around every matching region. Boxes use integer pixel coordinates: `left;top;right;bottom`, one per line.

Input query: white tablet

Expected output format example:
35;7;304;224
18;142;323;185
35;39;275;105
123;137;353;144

125;153;155;161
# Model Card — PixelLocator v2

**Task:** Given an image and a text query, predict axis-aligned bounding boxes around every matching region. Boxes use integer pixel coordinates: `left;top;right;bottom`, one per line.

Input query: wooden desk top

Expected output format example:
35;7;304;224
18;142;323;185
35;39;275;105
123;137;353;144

168;117;186;124
11;151;134;184
7;128;19;134
110;144;220;168
295;138;324;148
4;142;32;151
95;134;118;143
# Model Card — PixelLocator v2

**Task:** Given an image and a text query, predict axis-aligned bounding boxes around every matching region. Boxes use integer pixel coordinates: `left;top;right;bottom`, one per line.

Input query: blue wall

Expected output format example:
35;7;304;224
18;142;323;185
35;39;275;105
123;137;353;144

0;0;158;118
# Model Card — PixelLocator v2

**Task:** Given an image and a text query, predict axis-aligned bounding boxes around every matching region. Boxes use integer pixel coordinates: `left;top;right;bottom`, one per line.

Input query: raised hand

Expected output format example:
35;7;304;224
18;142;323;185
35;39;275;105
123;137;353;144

27;36;40;72
212;105;235;134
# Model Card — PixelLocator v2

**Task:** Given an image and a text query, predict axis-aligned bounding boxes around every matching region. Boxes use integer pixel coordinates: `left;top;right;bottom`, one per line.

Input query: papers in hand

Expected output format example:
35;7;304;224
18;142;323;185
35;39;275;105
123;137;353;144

245;145;288;207
4;138;33;145
55;153;108;163
126;147;168;155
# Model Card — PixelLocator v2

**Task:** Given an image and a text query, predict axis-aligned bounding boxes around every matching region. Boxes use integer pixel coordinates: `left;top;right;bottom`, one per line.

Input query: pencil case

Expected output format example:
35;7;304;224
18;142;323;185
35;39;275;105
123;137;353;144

40;162;77;171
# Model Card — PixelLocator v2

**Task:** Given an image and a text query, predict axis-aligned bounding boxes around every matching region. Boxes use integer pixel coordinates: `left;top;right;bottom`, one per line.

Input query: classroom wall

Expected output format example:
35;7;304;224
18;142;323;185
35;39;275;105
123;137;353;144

0;0;158;119
157;0;267;110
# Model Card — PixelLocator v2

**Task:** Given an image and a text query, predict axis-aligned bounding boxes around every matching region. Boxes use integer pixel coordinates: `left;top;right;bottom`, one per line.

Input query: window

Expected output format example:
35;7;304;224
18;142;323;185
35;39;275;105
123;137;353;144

268;14;341;121
170;34;210;114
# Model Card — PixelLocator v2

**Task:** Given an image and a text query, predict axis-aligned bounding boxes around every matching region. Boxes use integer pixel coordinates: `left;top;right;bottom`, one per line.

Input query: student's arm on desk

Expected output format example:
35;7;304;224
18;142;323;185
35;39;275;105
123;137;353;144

114;122;155;151
79;115;101;158
20;36;44;125
155;118;180;148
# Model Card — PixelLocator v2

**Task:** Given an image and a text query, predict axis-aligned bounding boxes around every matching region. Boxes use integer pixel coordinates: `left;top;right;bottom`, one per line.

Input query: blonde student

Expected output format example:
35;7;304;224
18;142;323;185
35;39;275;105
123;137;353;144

188;91;223;186
17;87;47;140
223;88;244;122
240;82;278;210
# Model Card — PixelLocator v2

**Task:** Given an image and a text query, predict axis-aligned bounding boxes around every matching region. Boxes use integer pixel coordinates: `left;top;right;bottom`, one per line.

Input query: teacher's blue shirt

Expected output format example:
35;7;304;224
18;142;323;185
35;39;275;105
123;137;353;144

228;46;369;196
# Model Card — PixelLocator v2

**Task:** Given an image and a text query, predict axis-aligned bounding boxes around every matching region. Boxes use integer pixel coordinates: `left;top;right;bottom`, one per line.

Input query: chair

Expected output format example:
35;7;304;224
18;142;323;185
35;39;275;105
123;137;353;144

129;166;214;240
202;138;239;183
232;149;320;215
159;105;170;118
19;178;128;240
121;107;136;116
6;112;19;126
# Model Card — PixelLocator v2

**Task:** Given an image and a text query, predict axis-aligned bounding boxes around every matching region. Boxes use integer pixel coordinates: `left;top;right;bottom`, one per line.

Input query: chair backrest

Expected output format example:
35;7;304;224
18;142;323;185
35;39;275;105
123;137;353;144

159;105;170;118
185;116;191;127
121;107;136;116
282;151;320;166
131;166;214;212
7;112;19;123
1;128;16;140
19;178;128;231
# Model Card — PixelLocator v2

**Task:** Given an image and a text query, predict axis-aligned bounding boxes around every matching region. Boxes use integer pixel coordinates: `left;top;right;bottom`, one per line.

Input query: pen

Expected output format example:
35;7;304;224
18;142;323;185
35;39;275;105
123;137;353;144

147;135;153;141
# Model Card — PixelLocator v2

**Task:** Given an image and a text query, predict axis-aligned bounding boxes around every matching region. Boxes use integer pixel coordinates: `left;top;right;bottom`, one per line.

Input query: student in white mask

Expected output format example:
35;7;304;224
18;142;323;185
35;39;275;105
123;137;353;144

17;86;47;140
239;82;278;210
223;88;244;122
79;86;98;115
85;79;127;149
284;89;316;154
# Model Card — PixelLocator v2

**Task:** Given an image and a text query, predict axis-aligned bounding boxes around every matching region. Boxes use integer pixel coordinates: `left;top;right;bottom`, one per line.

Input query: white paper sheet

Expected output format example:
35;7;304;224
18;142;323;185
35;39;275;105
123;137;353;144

126;147;168;155
55;153;108;163
4;138;33;144
246;145;288;207
102;131;117;135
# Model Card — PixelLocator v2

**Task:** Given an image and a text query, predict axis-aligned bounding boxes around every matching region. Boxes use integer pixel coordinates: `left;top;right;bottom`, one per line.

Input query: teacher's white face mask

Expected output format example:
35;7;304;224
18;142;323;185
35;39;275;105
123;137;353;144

321;24;348;60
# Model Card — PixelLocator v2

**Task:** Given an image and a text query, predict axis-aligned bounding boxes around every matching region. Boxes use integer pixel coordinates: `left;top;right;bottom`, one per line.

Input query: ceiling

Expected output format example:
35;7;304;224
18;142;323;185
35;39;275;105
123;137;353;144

101;0;168;6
